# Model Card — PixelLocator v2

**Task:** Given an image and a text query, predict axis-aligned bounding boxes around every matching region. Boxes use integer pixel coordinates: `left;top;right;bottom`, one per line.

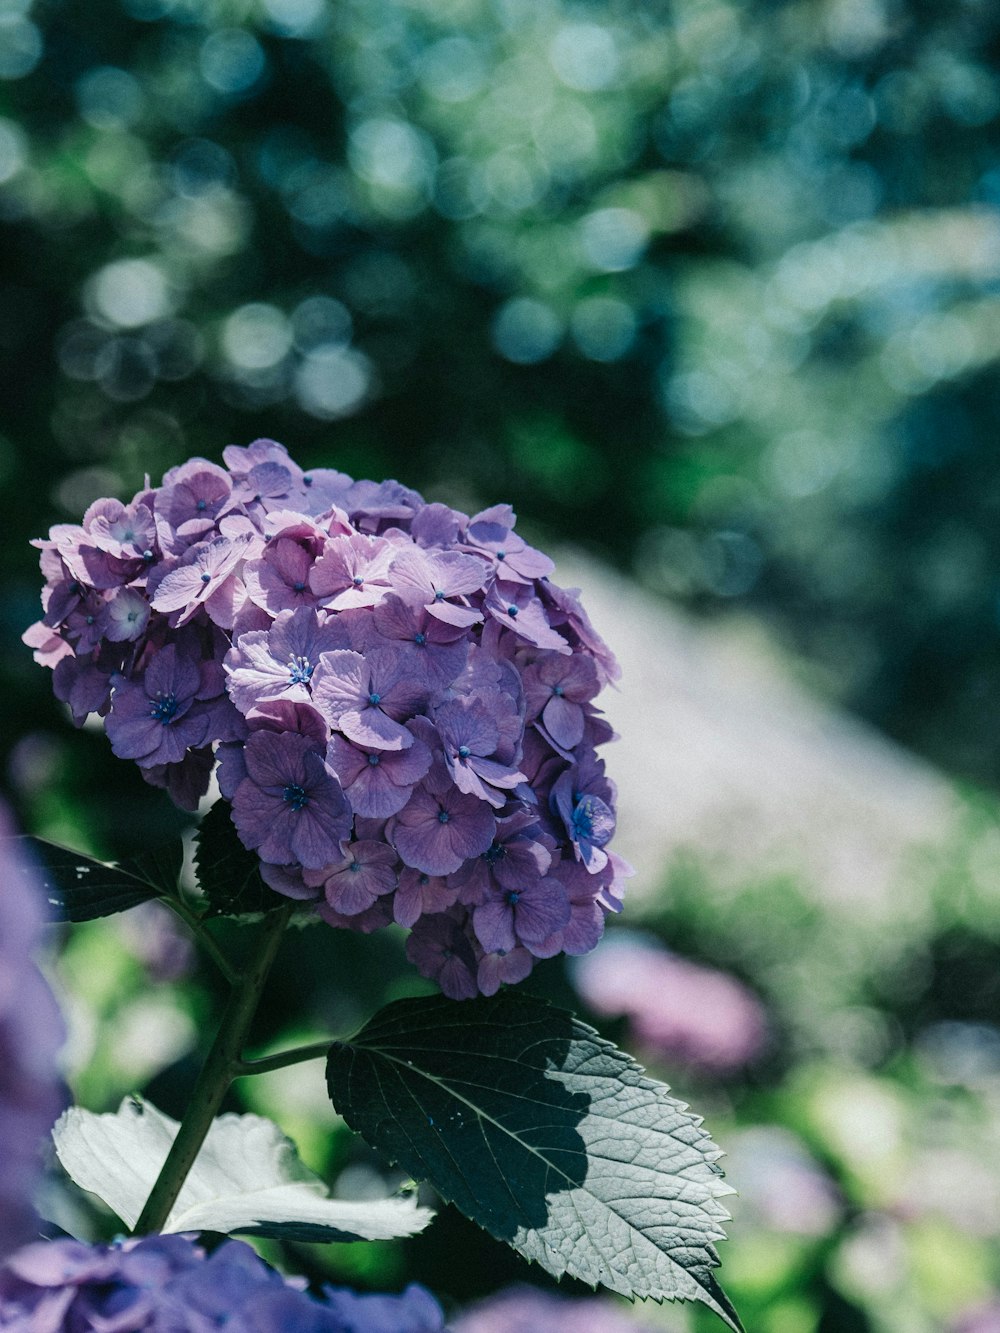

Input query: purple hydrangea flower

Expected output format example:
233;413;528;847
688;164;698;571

29;443;623;997
0;1235;444;1332
326;732;431;818
574;933;768;1074
388;546;486;628
106;644;214;767
304;840;398;915
225;606;349;715
472;876;570;956
464;504;555;582
312;647;428;751
0;812;64;1262
391;783;496;877
232;731;352;869
309;532;397;610
406;910;479;999
454;1285;658;1332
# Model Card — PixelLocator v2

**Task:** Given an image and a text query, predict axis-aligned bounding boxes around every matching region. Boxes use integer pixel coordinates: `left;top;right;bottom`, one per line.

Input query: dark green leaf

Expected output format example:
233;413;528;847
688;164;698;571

122;840;184;897
326;991;743;1330
18;837;166;922
194;799;289;918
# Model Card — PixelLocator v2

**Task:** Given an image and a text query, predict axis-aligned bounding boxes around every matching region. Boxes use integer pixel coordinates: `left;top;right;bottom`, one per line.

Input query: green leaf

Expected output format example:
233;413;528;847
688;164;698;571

194;799;289;918
53;1097;434;1243
19;837;168;922
326;991;743;1331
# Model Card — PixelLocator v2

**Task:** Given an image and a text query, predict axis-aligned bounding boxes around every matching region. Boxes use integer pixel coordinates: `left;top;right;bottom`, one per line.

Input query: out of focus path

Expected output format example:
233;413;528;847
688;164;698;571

554;553;968;916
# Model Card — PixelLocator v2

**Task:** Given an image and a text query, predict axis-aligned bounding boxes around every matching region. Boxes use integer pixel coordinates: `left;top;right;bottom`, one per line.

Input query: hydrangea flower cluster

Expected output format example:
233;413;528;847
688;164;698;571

0;1234;444;1332
27;440;628;997
0;809;65;1262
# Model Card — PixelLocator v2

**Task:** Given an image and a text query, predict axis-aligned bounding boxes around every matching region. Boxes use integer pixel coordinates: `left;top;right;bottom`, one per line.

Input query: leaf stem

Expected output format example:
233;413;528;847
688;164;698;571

235;1039;332;1078
162;897;239;986
131;905;292;1235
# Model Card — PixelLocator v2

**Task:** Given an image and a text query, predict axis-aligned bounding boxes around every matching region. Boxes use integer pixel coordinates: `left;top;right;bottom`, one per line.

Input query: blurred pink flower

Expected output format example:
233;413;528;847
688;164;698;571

574;931;767;1073
454;1285;661;1332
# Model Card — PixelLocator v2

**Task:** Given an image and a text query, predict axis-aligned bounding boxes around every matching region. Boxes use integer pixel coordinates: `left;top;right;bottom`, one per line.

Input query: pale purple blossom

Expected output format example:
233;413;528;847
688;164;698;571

309;533;396;610
454;1286;658;1333
232;731;352;869
225;606;348;714
312;647;427;750
388;546;486;628
326;732;431;818
304;840;398;915
391;783;496;876
464;504;555;582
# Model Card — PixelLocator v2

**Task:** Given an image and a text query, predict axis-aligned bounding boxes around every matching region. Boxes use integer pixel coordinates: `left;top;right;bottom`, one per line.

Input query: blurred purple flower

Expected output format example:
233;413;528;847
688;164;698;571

454;1285;659;1332
0;812;64;1261
0;1235;444;1331
575;933;768;1074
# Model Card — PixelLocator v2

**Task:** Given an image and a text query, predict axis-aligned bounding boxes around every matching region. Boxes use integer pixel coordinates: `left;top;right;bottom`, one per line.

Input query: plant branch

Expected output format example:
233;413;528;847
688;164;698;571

235;1039;332;1078
162;896;239;985
131;905;292;1235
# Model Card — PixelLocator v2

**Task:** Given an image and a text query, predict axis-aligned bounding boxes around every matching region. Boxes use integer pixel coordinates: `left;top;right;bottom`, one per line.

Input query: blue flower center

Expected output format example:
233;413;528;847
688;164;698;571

572;803;593;838
349;860;362;873
457;745;471;759
287;654;313;685
437;810;450;824
150;693;179;725
419;874;430;885
143;550;154;562
496;549;506;560
282;784;309;811
293;581;306;592
434;589;445;601
303;474;313;486
368;692;381;706
553;684;564;696
414;632;426;645
196;499;207;511
200;572;211;584
85;615;95;625
352;576;364;587
507;605;518;617
367;753;381;767
506;890;520;905
483;842;505;865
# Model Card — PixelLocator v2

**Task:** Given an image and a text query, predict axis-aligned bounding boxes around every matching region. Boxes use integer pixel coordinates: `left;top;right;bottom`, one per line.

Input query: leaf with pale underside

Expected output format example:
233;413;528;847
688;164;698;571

326;991;743;1331
53;1098;433;1243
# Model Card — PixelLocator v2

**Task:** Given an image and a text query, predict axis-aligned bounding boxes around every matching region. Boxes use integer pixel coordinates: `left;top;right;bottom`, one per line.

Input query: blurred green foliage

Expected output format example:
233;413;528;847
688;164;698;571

6;0;1000;1328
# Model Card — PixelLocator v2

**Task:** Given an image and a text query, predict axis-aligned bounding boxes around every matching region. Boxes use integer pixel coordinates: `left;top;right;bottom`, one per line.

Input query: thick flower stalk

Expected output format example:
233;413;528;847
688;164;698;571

27;441;630;997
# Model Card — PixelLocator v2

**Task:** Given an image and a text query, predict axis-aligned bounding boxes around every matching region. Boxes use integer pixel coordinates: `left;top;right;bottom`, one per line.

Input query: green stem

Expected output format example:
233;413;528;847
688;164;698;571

163;897;239;986
131;906;292;1235
235;1039;332;1078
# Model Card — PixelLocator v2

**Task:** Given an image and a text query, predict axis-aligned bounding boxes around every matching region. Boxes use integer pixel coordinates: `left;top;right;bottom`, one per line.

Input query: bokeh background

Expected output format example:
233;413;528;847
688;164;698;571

4;0;1000;1328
